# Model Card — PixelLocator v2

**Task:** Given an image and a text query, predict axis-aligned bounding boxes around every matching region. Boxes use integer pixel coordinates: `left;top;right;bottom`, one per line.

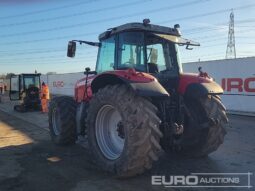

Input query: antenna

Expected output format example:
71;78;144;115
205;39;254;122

225;10;236;59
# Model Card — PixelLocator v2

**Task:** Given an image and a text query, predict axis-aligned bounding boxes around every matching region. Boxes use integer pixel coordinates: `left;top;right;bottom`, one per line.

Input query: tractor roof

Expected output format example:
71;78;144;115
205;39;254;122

99;22;181;41
17;73;41;77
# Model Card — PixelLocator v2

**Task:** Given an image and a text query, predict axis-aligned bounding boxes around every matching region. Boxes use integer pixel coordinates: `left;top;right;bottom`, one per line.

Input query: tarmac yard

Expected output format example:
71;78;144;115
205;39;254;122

0;103;255;191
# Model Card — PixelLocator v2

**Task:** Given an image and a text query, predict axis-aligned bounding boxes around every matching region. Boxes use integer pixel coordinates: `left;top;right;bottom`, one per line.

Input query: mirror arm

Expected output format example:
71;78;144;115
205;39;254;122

72;40;100;47
177;42;200;49
186;44;193;50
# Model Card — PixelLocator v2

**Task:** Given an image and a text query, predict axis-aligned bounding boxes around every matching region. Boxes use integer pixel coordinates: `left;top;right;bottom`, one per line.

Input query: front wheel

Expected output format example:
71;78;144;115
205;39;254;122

48;96;77;145
86;85;163;177
175;95;228;157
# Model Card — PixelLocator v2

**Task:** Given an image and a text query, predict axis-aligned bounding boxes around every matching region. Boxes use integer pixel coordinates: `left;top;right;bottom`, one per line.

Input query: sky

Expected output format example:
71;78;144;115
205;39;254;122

0;0;254;74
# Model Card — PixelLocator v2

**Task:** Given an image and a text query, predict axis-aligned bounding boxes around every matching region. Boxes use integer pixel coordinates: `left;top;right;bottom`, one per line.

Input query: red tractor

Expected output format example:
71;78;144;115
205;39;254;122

48;20;228;177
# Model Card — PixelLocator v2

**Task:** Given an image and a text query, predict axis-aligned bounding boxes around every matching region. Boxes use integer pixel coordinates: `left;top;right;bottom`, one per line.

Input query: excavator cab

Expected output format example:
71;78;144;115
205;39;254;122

10;73;41;112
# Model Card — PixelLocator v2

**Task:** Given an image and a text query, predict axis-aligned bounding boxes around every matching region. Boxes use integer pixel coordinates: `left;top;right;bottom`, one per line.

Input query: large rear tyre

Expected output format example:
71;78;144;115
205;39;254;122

176;95;228;157
87;85;162;177
48;96;77;145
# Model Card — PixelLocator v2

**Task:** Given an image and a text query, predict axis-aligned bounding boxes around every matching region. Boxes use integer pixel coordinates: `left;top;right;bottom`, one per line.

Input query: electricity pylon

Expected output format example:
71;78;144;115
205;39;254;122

225;10;236;59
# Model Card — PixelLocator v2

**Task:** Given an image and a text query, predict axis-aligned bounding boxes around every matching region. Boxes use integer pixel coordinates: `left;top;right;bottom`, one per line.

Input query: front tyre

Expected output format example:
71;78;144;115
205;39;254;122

87;85;162;177
48;96;77;145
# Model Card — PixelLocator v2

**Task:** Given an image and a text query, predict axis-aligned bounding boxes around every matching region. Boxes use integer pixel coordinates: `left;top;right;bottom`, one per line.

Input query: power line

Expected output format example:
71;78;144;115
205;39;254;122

0;0;101;20
195;29;252;42
0;54;97;62
0;37;226;57
0;47;64;53
184;19;255;35
0;0;211;38
0;0;151;28
0;27;252;61
158;3;255;25
0;36;226;57
2;40;254;62
1;2;253;44
0;50;97;61
0;31;100;46
0;57;97;65
0;45;94;53
0;8;253;47
0;47;96;56
1;35;253;58
0;49;65;56
1;22;251;48
0;23;252;58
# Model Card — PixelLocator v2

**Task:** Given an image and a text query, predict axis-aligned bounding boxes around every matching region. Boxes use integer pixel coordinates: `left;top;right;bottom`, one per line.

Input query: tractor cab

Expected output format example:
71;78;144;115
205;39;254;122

10;73;41;112
67;20;199;92
68;21;199;75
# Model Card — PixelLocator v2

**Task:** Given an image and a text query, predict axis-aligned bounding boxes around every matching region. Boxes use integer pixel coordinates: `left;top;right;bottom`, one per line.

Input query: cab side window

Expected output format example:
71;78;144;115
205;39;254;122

147;43;166;72
96;36;115;73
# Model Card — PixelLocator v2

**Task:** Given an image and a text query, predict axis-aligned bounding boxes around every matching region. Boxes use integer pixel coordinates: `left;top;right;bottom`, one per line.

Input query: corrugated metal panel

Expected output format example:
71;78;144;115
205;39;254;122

39;57;255;115
42;72;84;96
183;57;255;114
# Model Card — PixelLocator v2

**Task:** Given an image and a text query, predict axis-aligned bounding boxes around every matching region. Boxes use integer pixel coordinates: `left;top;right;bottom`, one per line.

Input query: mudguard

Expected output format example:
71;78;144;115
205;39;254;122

129;80;169;97
91;72;169;97
185;81;223;98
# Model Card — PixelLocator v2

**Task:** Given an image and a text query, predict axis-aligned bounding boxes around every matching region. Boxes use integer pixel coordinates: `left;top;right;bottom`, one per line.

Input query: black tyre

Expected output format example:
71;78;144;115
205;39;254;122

87;85;162;177
176;95;228;157
48;96;77;145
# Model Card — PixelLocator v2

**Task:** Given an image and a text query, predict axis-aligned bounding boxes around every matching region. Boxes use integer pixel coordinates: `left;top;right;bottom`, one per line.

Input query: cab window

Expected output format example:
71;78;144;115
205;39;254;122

146;33;177;73
24;76;40;89
96;36;115;73
146;43;166;72
118;32;145;72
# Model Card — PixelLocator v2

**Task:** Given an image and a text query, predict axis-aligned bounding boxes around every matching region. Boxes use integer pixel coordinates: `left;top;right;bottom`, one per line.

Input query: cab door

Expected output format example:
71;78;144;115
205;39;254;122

9;75;21;100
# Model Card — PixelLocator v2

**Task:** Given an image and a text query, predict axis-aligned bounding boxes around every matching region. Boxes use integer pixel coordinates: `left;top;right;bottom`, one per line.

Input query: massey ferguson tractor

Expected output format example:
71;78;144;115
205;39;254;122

48;20;228;177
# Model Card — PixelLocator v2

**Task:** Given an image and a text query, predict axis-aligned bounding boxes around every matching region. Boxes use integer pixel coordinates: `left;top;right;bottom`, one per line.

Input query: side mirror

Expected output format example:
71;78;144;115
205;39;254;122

67;41;76;57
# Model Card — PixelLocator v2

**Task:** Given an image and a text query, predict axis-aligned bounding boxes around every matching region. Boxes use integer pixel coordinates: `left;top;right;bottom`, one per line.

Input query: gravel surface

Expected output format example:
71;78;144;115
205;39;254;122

0;107;254;191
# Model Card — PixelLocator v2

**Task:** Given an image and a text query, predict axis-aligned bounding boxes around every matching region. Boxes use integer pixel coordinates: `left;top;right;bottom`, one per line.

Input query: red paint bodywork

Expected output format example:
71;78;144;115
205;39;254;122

178;73;213;94
75;69;155;102
75;69;213;102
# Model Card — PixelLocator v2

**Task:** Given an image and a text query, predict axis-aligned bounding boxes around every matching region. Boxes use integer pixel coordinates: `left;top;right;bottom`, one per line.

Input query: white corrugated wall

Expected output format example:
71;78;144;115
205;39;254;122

41;57;255;115
183;57;255;115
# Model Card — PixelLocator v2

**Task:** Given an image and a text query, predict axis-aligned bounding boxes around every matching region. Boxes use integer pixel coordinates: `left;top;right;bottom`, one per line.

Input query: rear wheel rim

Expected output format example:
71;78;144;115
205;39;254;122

95;105;125;160
52;108;61;136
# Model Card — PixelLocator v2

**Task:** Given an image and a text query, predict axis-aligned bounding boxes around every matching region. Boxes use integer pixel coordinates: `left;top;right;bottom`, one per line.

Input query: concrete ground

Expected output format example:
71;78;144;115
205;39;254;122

0;95;254;191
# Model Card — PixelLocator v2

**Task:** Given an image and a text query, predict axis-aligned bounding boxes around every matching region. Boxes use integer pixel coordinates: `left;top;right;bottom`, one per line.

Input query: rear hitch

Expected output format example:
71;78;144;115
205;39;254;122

173;123;184;135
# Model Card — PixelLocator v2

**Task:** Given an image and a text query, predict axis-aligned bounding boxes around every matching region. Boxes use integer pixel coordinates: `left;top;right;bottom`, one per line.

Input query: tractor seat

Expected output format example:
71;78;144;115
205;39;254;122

26;87;40;100
148;63;159;73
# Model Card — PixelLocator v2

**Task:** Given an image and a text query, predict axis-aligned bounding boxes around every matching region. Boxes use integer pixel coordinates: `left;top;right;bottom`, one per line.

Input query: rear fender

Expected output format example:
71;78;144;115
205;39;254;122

91;71;169;97
185;82;223;98
178;73;223;98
